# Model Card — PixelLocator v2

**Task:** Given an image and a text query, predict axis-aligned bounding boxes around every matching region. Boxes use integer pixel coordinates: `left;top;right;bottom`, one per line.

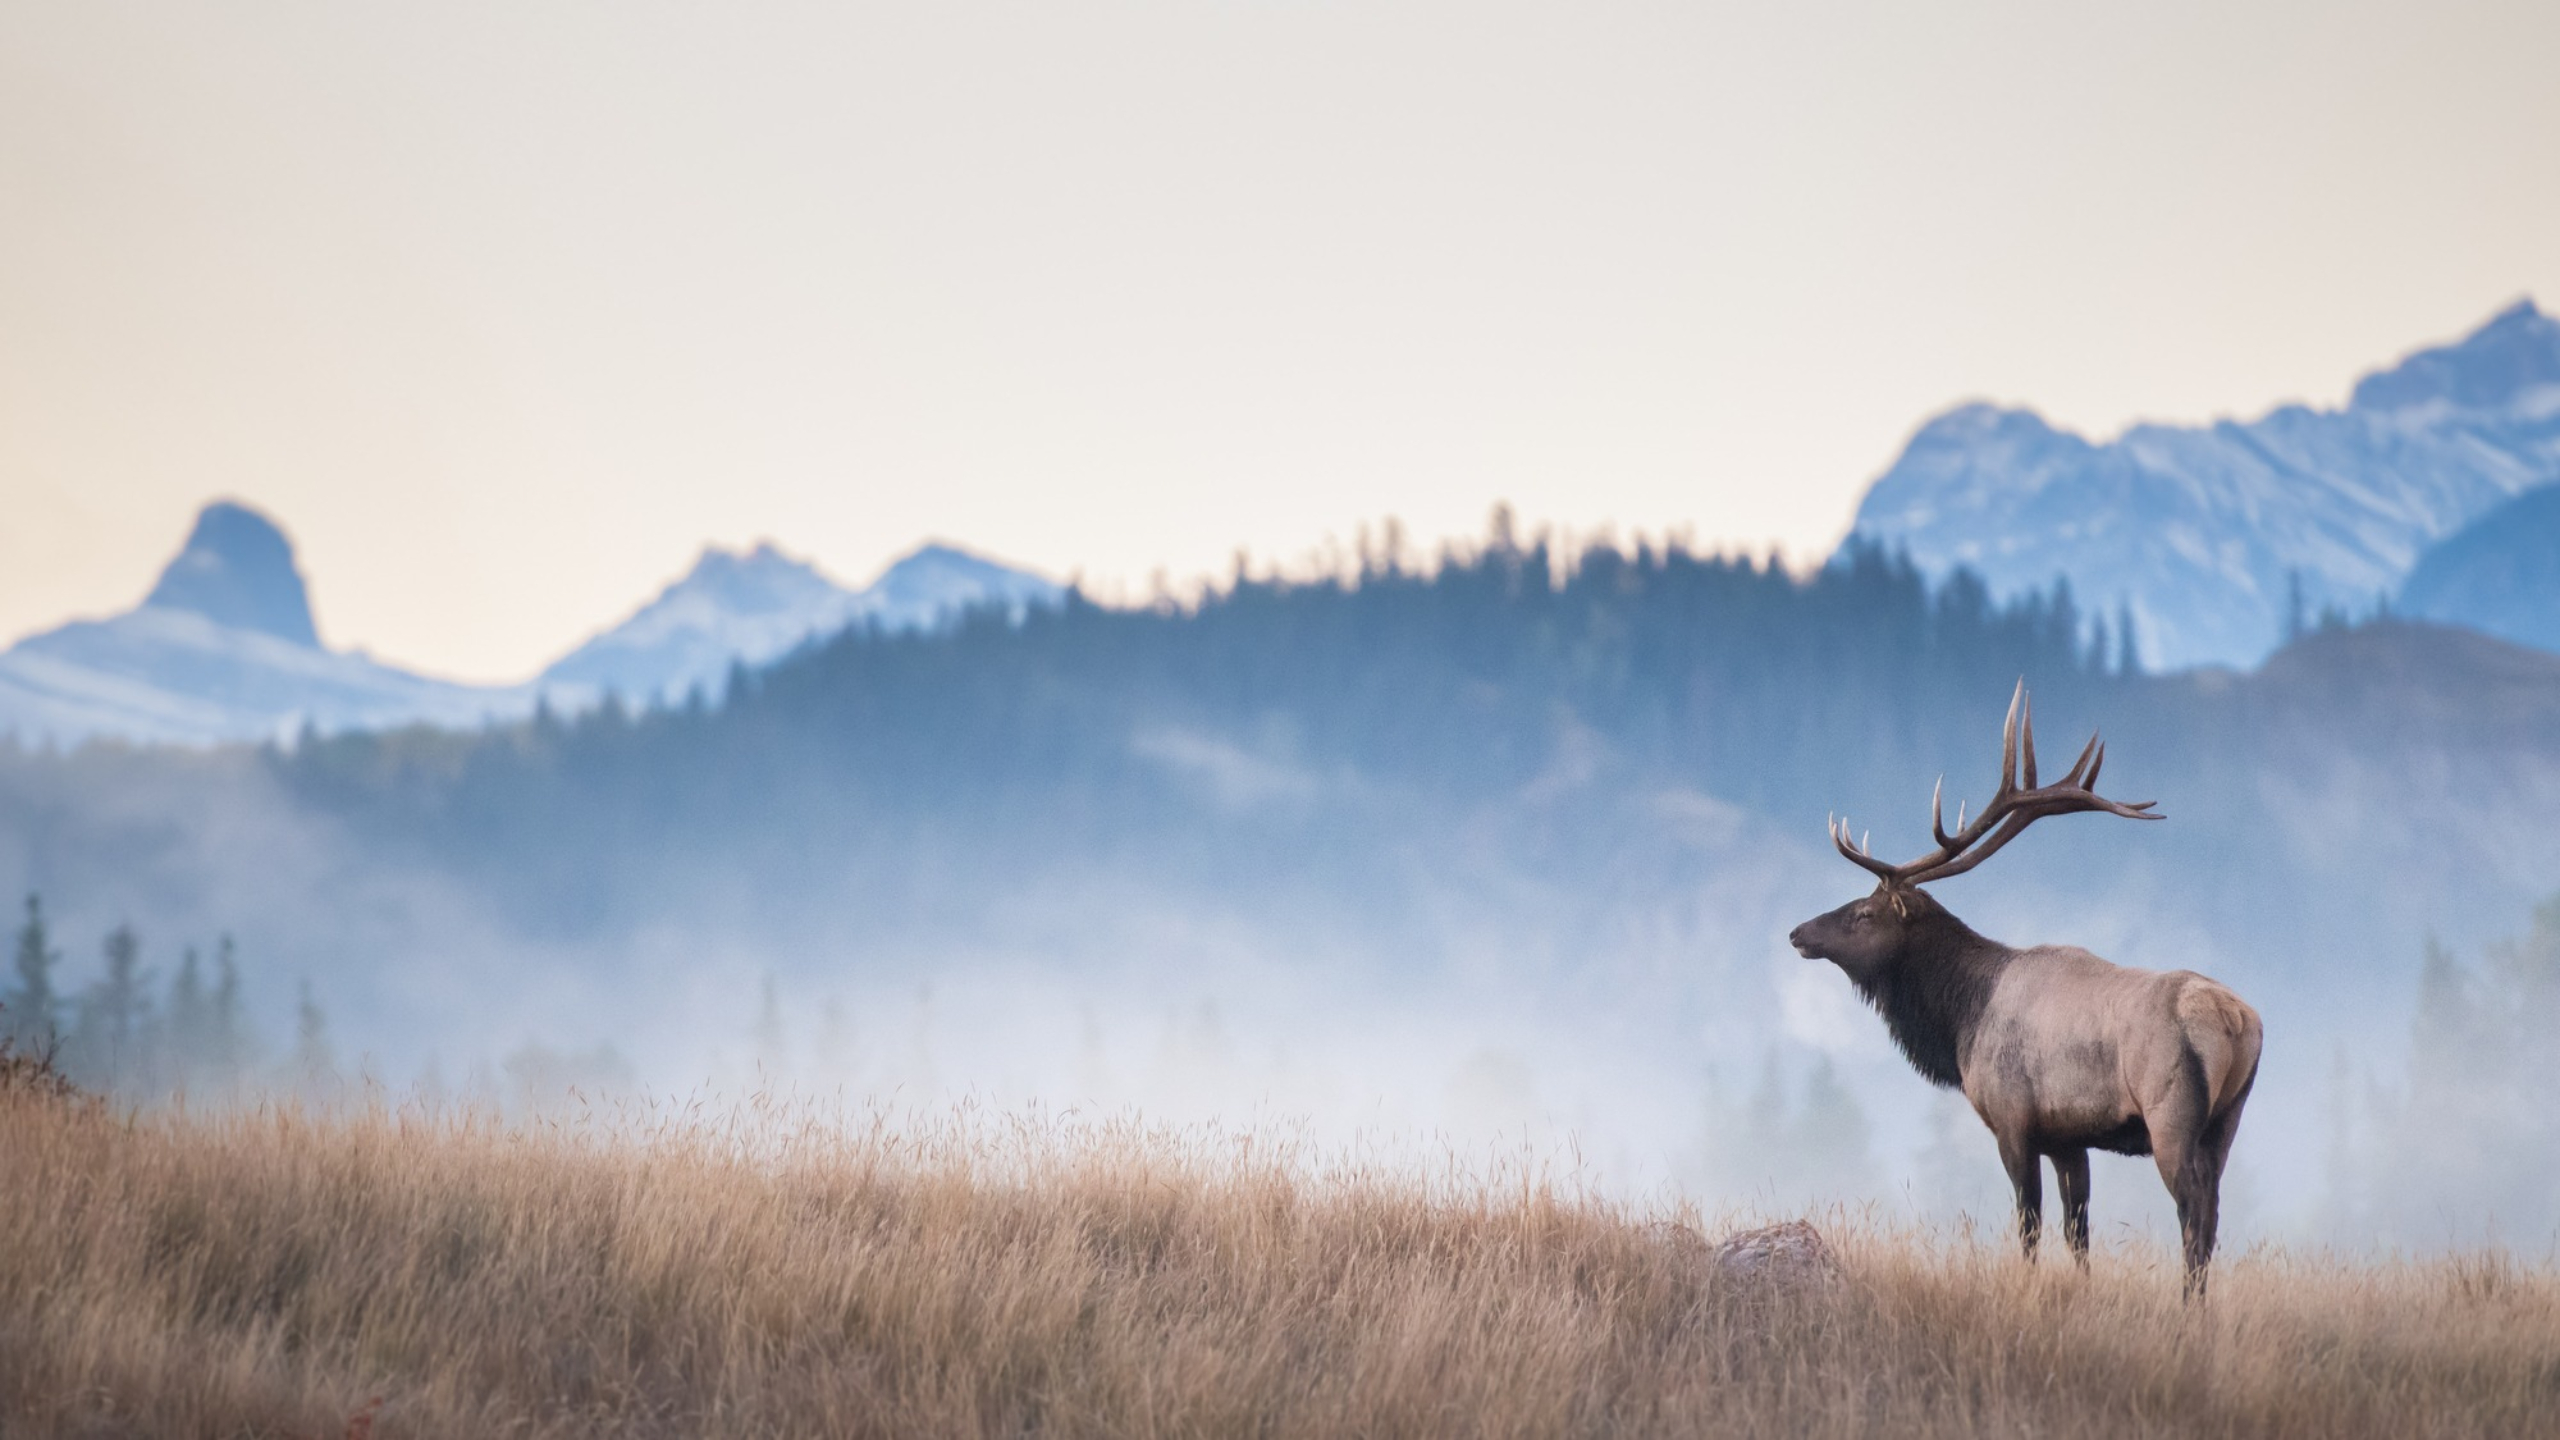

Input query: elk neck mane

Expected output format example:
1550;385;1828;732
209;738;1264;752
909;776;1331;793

1848;890;2008;1088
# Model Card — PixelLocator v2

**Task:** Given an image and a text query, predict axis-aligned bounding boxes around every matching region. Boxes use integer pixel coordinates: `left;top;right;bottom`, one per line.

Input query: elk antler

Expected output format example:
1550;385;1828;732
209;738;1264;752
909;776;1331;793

1830;680;2161;887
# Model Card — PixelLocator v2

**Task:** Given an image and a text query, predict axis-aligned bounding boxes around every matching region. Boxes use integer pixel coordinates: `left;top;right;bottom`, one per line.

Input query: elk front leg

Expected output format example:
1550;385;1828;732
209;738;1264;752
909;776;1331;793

1997;1136;2042;1261
2052;1147;2092;1267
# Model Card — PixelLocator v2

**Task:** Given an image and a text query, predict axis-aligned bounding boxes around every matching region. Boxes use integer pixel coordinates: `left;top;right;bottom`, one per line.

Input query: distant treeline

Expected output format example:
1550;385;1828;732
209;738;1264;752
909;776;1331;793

2327;896;2560;1244
11;518;2549;1012
299;529;2124;804
276;529;2129;937
1;895;331;1100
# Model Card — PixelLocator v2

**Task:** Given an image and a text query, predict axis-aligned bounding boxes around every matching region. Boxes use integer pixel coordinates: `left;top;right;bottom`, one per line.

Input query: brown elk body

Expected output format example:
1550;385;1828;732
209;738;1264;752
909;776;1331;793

1787;685;2261;1293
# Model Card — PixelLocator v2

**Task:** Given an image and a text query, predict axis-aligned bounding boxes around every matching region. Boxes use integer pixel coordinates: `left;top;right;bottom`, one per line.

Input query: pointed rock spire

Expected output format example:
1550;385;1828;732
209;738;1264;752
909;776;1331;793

141;501;320;647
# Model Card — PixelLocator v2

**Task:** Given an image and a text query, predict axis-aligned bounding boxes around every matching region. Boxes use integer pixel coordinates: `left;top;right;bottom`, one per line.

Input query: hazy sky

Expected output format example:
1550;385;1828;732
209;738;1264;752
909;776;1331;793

4;1;2555;682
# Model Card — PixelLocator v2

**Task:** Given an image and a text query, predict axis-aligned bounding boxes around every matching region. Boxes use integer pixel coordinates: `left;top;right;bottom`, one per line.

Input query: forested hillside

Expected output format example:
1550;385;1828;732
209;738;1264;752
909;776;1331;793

274;534;2116;939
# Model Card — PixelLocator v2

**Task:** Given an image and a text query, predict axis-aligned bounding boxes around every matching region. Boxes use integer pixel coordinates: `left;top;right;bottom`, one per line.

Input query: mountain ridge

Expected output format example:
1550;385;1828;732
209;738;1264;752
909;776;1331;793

0;505;1061;749
15;302;2555;744
1845;299;2560;670
538;541;1062;708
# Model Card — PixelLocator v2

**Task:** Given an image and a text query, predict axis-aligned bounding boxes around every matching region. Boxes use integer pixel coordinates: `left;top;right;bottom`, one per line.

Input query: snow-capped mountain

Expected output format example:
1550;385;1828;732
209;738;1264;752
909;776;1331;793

0;504;1065;748
2399;483;2560;655
538;541;1063;708
0;502;525;747
1845;300;2560;671
856;543;1064;633
536;544;866;709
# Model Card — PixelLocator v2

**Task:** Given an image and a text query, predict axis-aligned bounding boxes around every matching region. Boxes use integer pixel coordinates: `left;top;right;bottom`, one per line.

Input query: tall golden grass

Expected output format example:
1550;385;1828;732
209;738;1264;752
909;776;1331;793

3;1068;2555;1439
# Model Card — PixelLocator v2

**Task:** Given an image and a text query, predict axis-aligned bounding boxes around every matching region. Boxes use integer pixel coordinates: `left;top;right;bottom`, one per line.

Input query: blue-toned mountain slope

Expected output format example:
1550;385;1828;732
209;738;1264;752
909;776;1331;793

2399;483;2560;655
1847;300;2560;670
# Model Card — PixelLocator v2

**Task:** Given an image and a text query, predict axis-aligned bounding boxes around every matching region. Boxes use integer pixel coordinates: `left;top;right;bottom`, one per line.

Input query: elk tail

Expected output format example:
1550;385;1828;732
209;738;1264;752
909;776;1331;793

2175;982;2263;1119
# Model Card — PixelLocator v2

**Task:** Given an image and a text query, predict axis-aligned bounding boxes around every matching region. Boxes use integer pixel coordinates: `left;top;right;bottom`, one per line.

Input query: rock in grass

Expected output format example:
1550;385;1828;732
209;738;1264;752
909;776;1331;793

1710;1221;1840;1288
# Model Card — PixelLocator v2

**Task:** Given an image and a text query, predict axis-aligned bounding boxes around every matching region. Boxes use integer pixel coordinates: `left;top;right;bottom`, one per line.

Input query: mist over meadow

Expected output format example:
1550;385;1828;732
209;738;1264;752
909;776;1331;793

7;524;2559;1252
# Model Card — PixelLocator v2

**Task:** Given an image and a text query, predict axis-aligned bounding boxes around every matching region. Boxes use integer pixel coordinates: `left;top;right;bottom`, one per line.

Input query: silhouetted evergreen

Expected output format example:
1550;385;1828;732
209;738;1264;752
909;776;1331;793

66;923;149;1089
164;946;213;1090
0;907;279;1101
294;979;337;1099
6;896;60;1048
212;937;251;1080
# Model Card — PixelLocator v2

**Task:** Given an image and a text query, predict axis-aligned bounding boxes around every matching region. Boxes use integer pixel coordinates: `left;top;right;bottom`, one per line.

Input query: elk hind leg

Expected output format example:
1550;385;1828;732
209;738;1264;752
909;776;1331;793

2052;1147;2092;1268
2147;1060;2216;1298
1998;1135;2043;1262
2182;1073;2256;1294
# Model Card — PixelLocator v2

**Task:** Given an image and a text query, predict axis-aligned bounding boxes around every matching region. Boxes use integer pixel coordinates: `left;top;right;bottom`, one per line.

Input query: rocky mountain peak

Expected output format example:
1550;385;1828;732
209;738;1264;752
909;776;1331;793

2349;297;2560;415
659;542;844;617
1843;299;2560;671
140;501;320;647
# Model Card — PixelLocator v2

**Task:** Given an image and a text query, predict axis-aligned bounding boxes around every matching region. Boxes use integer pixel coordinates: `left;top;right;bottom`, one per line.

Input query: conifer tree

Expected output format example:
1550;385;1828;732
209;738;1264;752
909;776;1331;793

2410;936;2472;1069
6;894;60;1048
292;979;337;1100
71;923;150;1090
165;946;212;1091
2044;577;2081;660
212;936;249;1083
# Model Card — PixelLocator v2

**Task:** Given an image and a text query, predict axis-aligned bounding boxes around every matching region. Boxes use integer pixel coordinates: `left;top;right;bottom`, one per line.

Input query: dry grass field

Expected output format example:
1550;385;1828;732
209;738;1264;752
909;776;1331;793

4;1061;2557;1440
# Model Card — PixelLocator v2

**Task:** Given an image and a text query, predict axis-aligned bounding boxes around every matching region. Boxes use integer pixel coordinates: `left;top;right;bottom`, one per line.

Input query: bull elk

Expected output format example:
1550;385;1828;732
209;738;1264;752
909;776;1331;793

1787;683;2261;1294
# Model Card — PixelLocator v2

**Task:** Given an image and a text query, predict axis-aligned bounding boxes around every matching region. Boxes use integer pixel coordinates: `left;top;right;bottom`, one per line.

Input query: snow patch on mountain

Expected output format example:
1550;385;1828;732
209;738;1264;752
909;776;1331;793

1846;300;2560;671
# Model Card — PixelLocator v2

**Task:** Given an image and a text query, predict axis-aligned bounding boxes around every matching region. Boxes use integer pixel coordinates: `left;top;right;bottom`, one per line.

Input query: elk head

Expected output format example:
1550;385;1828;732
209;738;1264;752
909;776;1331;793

1788;681;2160;982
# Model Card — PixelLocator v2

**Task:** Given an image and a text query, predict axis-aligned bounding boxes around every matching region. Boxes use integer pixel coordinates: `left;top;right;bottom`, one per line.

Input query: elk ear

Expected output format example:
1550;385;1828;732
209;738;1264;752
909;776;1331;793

1886;888;1915;922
